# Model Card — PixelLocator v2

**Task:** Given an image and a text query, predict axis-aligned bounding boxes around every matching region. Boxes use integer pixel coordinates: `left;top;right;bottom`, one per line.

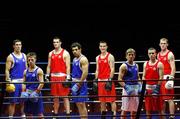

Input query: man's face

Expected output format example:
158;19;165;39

27;56;36;66
148;49;156;60
72;46;81;57
53;39;61;49
126;53;135;62
13;42;22;52
99;43;108;53
159;40;168;51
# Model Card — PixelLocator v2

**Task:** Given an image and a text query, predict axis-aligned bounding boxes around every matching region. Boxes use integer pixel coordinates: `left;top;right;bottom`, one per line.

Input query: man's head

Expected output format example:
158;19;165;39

159;38;169;51
148;47;157;60
53;36;62;49
126;48;136;62
27;52;37;66
99;41;108;53
13;39;22;53
71;42;82;57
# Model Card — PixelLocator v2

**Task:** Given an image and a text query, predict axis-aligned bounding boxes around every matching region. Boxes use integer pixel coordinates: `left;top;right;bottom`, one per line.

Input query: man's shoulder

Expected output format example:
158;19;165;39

48;50;54;55
96;54;100;58
6;54;14;63
168;50;174;54
143;61;148;65
108;53;114;59
37;67;43;73
109;53;114;56
120;63;127;68
81;55;88;61
7;53;13;59
63;49;70;54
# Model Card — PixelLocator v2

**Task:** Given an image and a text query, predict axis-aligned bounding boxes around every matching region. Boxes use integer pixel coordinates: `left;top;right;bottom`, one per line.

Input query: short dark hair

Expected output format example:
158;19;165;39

71;42;82;49
148;47;156;52
99;40;107;44
27;52;37;59
53;36;61;42
13;39;22;45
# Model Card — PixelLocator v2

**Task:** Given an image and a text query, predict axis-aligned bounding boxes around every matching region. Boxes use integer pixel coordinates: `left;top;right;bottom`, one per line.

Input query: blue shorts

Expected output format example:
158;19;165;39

71;82;88;102
9;84;22;103
24;92;44;115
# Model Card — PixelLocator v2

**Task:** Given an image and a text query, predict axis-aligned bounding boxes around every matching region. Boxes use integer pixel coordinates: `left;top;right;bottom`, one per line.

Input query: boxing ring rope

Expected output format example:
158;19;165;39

0;60;180;118
1;80;180;118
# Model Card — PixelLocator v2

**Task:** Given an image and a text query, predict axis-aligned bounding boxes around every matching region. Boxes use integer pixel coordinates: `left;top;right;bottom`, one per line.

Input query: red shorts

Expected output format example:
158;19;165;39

50;76;70;96
161;81;174;100
98;79;116;102
145;89;163;111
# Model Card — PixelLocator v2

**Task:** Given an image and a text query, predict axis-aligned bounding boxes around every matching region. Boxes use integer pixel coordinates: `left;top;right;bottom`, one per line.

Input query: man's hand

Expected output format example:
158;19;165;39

138;82;142;93
71;83;81;95
20;92;29;102
105;78;112;91
124;84;134;95
152;85;160;96
30;91;39;102
44;74;50;82
167;75;174;80
93;79;98;93
62;75;72;88
165;80;174;89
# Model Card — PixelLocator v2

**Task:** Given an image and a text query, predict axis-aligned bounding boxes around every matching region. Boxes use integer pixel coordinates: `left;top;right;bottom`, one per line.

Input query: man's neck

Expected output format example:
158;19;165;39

29;65;36;71
14;51;21;55
55;47;61;51
161;48;168;53
101;52;107;56
127;61;134;65
76;53;82;59
150;59;157;64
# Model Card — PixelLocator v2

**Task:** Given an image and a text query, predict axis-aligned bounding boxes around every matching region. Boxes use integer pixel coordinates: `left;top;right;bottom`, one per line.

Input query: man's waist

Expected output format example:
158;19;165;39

98;78;109;81
124;79;138;84
146;84;157;90
11;78;23;82
72;78;86;82
51;72;66;77
98;76;110;79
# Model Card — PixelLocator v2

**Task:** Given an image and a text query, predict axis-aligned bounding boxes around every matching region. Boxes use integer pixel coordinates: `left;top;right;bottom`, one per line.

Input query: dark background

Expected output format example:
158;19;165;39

1;20;180;62
0;2;180;72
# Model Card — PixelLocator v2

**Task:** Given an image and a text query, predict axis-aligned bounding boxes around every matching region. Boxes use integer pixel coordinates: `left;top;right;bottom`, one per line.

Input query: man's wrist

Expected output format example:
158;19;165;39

6;78;11;82
22;89;26;92
66;74;71;79
77;83;81;87
168;75;174;80
35;89;41;93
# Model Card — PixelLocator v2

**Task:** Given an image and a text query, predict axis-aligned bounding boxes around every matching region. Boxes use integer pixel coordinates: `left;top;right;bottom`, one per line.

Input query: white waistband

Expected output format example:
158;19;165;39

12;78;23;82
72;78;86;82
72;78;80;81
98;78;108;81
51;73;66;77
146;84;157;90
